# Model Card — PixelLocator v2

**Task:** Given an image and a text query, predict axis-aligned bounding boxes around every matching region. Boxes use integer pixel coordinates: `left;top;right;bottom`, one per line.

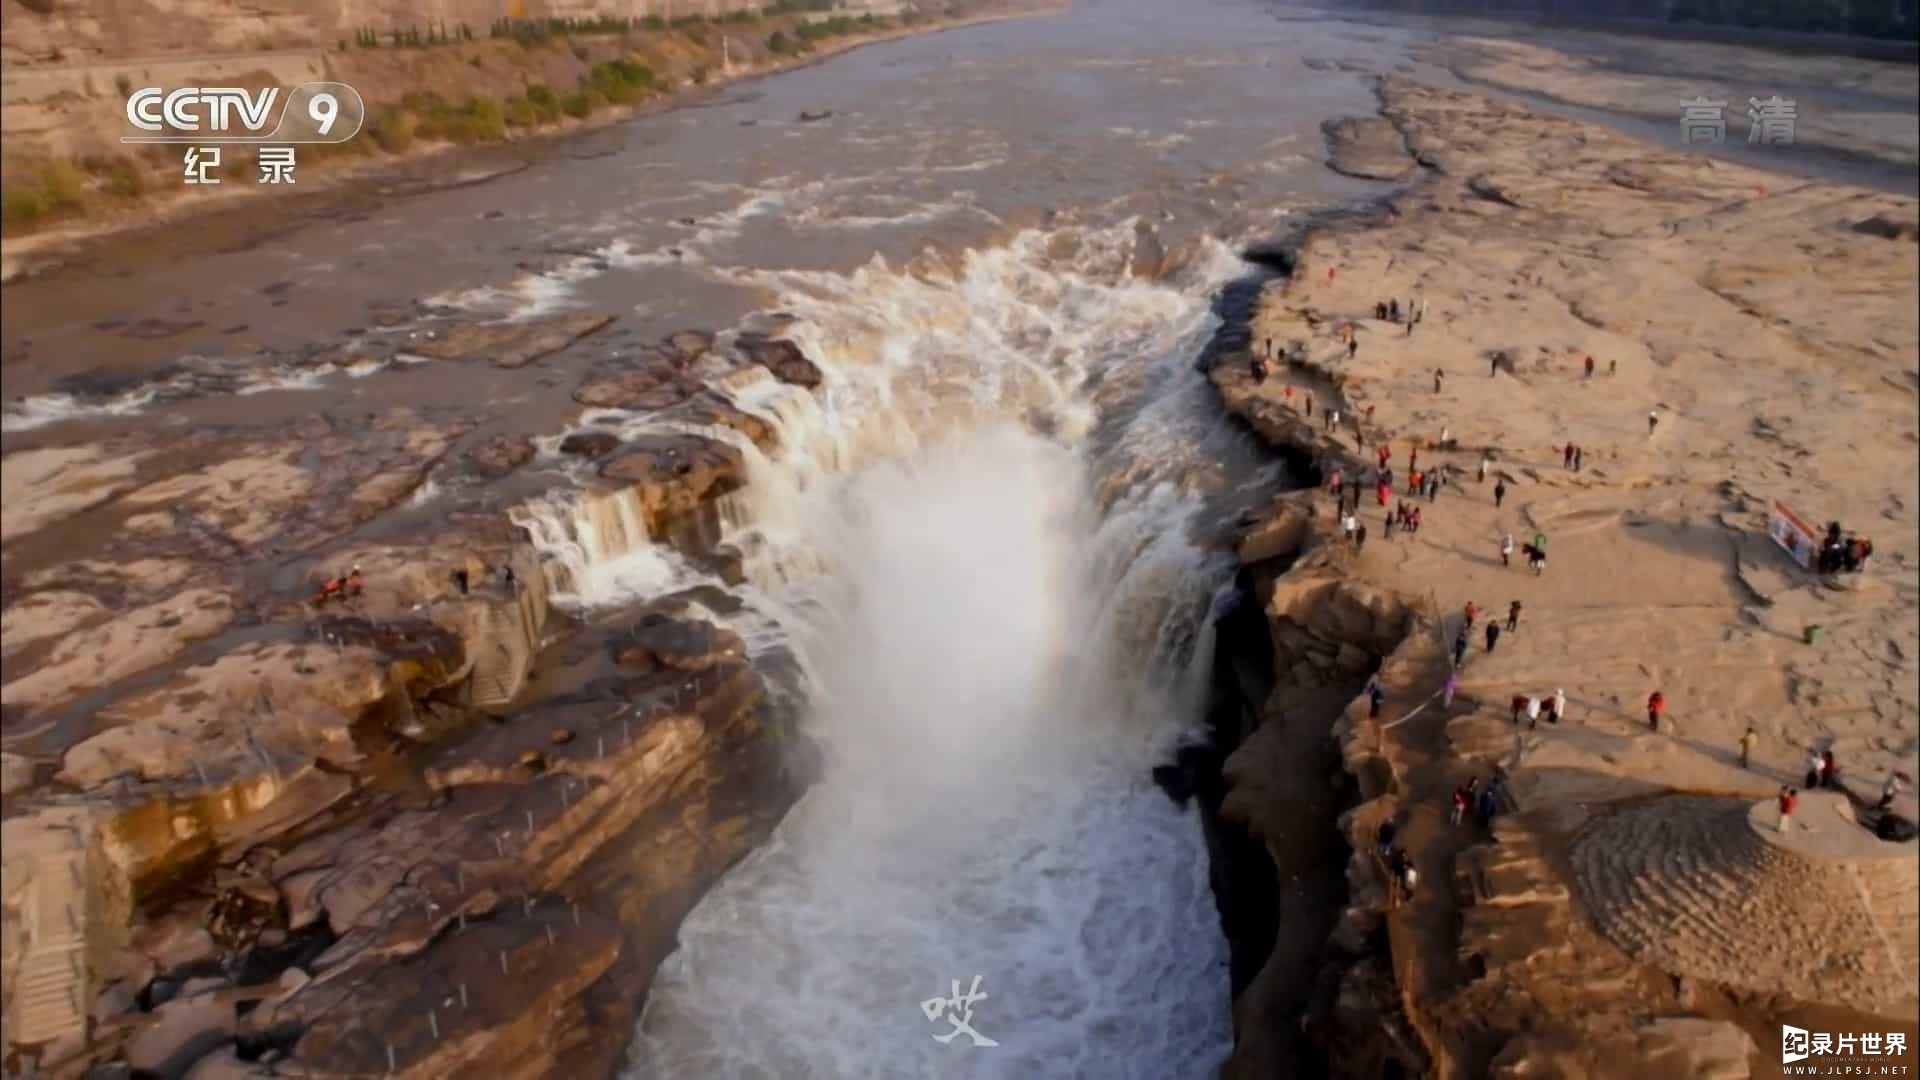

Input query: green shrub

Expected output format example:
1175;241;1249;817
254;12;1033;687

367;107;416;152
766;30;792;54
89;155;145;198
448;96;505;142
560;91;594;119
502;95;539;128
0;160;86;226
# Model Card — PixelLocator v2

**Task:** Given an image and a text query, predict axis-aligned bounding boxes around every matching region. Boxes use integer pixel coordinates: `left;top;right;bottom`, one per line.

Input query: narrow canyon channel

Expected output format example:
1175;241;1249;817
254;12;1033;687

7;0;1911;1075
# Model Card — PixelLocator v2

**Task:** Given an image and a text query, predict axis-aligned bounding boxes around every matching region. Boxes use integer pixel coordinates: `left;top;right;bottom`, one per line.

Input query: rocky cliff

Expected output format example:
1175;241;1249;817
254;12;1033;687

0;318;833;1077
1205;70;1919;1079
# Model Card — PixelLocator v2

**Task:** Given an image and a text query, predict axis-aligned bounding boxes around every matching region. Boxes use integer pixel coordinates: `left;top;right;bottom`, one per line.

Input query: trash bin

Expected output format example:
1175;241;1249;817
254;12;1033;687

1804;624;1823;645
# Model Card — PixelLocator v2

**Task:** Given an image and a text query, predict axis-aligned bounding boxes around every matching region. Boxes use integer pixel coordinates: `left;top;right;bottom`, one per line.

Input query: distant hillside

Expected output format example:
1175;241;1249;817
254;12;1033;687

1324;0;1918;43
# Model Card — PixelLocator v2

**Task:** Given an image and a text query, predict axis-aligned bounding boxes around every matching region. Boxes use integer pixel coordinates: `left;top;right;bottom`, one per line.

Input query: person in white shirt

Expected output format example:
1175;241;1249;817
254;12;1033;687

1525;697;1542;730
1552;688;1567;722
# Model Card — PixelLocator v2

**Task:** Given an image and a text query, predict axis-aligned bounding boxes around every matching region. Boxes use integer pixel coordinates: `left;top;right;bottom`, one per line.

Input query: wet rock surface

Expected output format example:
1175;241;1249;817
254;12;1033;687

409;312;617;369
467;435;536;478
599;434;748;535
1321;115;1418;182
736;335;824;388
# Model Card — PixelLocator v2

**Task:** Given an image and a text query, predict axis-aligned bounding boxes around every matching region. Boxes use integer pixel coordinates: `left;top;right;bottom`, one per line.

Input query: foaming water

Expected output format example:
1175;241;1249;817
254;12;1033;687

617;221;1268;1076
630;428;1230;1079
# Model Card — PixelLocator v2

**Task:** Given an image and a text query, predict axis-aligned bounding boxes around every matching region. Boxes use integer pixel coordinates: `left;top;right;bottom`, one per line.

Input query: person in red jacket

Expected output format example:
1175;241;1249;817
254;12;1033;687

1777;786;1797;833
1647;691;1665;732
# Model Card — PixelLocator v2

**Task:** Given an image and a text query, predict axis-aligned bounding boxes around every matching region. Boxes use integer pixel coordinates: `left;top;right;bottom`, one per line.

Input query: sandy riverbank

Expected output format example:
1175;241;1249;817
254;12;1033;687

1212;73;1918;1077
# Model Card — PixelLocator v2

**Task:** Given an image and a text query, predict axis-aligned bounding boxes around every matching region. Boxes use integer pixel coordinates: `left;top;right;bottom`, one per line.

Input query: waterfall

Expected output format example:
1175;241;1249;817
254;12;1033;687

595;220;1272;1077
508;486;702;610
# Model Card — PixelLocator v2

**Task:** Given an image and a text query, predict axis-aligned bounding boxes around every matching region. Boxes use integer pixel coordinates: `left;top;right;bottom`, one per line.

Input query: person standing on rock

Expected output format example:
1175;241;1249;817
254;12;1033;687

1341;511;1357;544
1609;357;1617;376
1409;445;1419;472
1646;691;1665;732
1584;354;1595;379
1484;621;1502;654
1443;670;1459;708
1388;847;1416;904
1647;409;1660;436
1563;444;1576;470
1368;679;1386;719
1348;337;1358;361
1507;600;1522;633
1477;780;1500;826
1494;479;1508;509
1408;469;1423;497
1573;446;1584;472
1525;695;1541;730
1355;524;1369;553
1551;687;1566;723
1408;506;1422;534
1877;771;1909;810
1305;395;1314;419
1805;748;1824;790
1434;368;1445;394
1510;694;1528;726
1740;726;1759;769
1450;785;1469;827
1376;816;1397;857
1377;479;1391;508
1464;600;1479;628
1778;786;1797;833
1821;749;1840;790
1285;384;1296;408
1478;453;1491;483
1501;534;1515;568
1452;631;1469;669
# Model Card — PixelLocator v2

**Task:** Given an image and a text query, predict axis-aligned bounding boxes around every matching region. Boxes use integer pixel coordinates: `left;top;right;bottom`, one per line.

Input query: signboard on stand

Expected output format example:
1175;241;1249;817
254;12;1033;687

1768;500;1818;569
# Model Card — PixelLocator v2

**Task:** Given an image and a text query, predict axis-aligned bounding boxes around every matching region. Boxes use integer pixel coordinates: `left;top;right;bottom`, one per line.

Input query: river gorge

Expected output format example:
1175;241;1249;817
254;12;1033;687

4;0;1917;1076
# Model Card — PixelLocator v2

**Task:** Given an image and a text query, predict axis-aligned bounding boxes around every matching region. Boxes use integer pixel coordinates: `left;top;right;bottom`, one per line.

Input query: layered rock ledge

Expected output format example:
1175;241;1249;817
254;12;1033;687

1;324;830;1077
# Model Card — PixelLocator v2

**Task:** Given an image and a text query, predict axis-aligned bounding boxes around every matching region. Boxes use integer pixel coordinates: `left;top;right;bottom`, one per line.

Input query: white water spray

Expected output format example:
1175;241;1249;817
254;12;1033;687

601;221;1264;1076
